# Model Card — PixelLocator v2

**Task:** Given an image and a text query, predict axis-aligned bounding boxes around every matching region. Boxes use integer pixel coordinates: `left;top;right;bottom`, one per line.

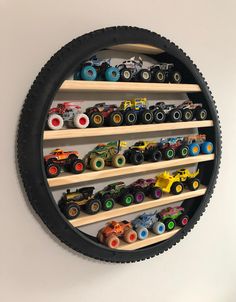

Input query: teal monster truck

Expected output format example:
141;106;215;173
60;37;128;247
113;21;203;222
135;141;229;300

84;141;126;171
95;181;145;207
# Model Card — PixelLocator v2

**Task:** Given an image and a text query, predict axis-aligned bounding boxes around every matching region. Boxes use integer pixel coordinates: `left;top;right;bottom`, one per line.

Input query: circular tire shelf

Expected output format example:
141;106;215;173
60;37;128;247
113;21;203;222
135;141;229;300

17;26;221;262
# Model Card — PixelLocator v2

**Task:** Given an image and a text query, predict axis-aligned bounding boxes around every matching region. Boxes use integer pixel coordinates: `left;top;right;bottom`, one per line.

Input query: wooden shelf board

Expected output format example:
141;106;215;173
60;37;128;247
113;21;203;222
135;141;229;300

117;228;181;250
44;120;214;140
71;186;206;227
108;43;164;55
48;154;214;188
59;81;201;93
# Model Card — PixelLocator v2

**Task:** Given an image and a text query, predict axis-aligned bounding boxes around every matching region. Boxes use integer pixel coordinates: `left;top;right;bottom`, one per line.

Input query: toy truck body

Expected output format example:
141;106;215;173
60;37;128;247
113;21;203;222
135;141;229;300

177;100;207;121
157;136;189;160
158;206;189;231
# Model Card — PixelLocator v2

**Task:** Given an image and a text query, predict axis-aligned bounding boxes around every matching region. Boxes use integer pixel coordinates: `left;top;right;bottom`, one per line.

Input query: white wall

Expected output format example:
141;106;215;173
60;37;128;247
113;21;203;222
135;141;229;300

1;1;236;301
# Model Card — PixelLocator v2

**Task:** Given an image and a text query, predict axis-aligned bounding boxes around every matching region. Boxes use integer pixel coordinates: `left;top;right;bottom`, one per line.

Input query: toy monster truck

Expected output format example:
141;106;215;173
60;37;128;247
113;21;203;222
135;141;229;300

158;206;189;231
157;137;189;160
155;168;200;195
47;102;89;130
149;62;182;83
58;187;104;219
95;181;145;207
74;56;120;82
149;102;182;123
44;149;85;178
129;178;162;200
177;100;207;121
124;141;162;165
184;134;214;156
132;211;166;240
84;141;126;171
97;220;137;249
119;98;153;125
85;103;123;127
116;56;151;82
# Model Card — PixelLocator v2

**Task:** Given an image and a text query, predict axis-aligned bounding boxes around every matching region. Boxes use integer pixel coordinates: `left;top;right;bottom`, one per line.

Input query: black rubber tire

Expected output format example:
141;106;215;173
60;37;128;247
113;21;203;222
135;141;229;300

90;112;104;127
139;69;151;82
17;26;221;263
178;145;189;158
182;109;193;121
195;108;208;120
153;70;166;83
176;214;189;227
120;68;132;81
149;149;162;162
139;109;153;124
85;199;101;215
188;178;200;191
171;182;184;195
123;150;131;163
171;71;182;83
108;111;123;126
64;203;80;219
153;109;166;123
130;151;144;165
123;111;137;125
70;159;85;174
168;109;182;122
164;218;176;232
45;162;60;178
163;147;175;160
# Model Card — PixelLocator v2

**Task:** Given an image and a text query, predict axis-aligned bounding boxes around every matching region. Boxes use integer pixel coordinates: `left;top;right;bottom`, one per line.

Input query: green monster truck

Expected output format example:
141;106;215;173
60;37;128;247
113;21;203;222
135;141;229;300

84;141;127;171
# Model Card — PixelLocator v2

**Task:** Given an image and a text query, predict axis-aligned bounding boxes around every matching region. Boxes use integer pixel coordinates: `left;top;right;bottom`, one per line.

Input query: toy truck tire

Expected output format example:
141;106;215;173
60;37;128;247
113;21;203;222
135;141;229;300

176;214;189;227
153;70;165;83
89;112;104;127
70;159;85;174
120;68;132;81
182;109;193;121
80;65;97;81
130;150;144;165
112;154;126;168
45;162;61;178
148;149;162;162
195;108;207;120
152;221;165;235
90;157;105;171
105;66;120;82
149;186;162;199
171;182;184;195
97;230;104;243
139;109;154;124
132;190;145;204
164;218;176;231
73;113;90;129
163;147;175;160
187;178;200;191
119;192;134;206
153;109;166;123
139;69;151;82
101;196;114;211
108;111;123;126
168;109;182;122
189;143;200;156
47;114;64;130
123;229;137;243
170;71;182;83
136;226;149;240
64;203;80;219
106;235;120;248
123;111;137;125
201;141;213;154
85;199;101;215
178;145;189;158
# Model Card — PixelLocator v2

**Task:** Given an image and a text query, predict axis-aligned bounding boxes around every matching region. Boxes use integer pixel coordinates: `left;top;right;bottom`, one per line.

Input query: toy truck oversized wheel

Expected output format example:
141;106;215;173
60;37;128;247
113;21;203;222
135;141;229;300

176;214;189;227
119;192;134;206
149;186;162;199
201;141;214;154
182;109;193;121
64;203;81;219
45;162;61;178
178;145;189;158
189;143;201;156
85;199;101;215
90;157;105;171
120;68;132;81
73;113;90;129
101;196;114;211
148;149;162;162
130;151;144;165
168;109;182;122
123;229;137;243
136;226;149;240
106;235;120;249
195;108;207;120
171;182;184;195
153;70;165;83
188;178;200;191
139;69;151;82
133;190;145;204
80;65;97;80
89;112;104;127
111;154;126;168
47;114;64;130
153;109;166;123
70;159;85;174
152;221;165;235
171;71;182;83
108;111;123;126
139;109;154;124
164;218;176;231
105;67;120;82
163;147;175;160
123;111;137;125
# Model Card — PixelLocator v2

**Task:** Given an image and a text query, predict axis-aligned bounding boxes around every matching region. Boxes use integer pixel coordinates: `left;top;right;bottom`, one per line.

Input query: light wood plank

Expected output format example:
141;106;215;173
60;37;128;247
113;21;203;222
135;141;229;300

48;154;214;188
44;120;214;140
108;43;164;55
71;186;206;227
117;228;180;250
59;80;201;93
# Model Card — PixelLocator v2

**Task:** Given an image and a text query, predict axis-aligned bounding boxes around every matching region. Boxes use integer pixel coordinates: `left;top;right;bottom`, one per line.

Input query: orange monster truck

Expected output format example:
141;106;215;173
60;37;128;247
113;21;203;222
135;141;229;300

97;220;137;249
44;149;85;178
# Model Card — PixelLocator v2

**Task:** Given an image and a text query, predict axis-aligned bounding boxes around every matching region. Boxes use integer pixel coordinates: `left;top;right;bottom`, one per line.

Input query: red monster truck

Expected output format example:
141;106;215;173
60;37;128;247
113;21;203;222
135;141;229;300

47;102;89;130
44;149;85;178
97;220;137;249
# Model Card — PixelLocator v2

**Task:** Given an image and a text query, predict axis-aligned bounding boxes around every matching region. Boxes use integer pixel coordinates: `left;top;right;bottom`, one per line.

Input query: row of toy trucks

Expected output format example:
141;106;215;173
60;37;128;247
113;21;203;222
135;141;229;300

47;99;208;130
97;206;189;249
58;168;200;220
73;56;182;83
44;136;213;178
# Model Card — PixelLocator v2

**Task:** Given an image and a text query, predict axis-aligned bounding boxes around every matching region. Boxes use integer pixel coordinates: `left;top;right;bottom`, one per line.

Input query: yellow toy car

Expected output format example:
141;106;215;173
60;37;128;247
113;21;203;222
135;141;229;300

154;168;200;195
